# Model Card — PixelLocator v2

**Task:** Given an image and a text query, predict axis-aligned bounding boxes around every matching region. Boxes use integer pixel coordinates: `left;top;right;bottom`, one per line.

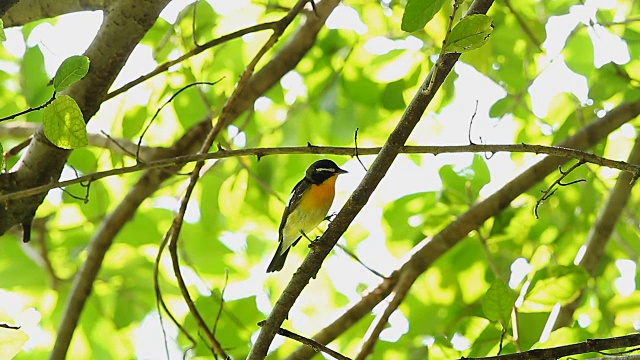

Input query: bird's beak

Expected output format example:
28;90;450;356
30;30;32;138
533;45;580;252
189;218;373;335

337;167;348;174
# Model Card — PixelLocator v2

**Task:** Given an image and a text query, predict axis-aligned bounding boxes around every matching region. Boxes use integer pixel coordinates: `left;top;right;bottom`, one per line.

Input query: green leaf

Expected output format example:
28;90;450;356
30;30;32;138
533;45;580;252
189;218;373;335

20;46;51;107
42;95;88;149
0;327;29;359
521;265;589;311
53;55;90;92
489;96;513;118
438;165;469;205
342;67;383;105
564;30;593;76
401;0;446;32
489;206;517;237
438;155;490;204
381;80;407;110
218;169;248;217
0;19;6;42
482;279;518;327
588;64;629;101
122;105;148;139
444;14;494;53
470;154;490;195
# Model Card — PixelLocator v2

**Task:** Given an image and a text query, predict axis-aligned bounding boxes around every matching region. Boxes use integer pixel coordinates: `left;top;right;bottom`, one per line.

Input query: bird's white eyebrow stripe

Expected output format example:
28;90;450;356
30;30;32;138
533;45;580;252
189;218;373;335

315;167;336;172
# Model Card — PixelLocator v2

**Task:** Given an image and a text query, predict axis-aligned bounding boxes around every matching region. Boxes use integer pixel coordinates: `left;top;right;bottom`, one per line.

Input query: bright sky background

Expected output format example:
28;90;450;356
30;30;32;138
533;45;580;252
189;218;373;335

0;0;637;357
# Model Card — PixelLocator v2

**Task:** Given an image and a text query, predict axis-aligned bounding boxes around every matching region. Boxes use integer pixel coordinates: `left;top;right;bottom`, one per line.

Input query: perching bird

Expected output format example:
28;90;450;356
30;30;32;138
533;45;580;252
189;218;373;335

266;159;348;272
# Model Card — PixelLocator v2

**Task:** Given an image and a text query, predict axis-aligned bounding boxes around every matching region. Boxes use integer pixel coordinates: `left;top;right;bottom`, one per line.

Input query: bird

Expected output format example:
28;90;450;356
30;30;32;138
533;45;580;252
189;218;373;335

266;159;348;272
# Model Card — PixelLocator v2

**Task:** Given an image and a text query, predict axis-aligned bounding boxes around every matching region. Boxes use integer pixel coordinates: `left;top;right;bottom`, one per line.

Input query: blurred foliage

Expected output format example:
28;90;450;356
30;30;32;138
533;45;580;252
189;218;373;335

0;0;639;359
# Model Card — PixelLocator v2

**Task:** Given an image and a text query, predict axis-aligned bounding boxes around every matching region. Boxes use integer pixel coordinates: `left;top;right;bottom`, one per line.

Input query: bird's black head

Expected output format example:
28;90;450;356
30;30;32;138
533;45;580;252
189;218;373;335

305;159;348;184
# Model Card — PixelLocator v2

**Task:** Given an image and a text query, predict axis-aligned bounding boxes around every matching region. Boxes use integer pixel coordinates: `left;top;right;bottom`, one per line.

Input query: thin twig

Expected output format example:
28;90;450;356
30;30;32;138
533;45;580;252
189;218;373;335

534;161;586;218
105;22;278;100
460;333;640;360
136;81;222;162
2;143;639;203
100;131;137;158
468;100;480;145
0;323;20;330
335;243;386;279
4;136;32;170
191;0;201;47
211;270;228;337
164;1;313;358
502;0;542;50
476;229;501;279
354;128;367;171
355;270;415;360
424;0;461;95
153;232;198;357
257;321;351;360
0;92;56;123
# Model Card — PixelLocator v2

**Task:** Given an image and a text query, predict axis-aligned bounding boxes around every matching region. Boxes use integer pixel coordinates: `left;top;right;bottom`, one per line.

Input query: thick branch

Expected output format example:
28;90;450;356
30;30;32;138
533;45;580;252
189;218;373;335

552;134;640;329
49;118;212;360
2;0;113;27
286;100;640;360
0;0;171;237
0;0;20;19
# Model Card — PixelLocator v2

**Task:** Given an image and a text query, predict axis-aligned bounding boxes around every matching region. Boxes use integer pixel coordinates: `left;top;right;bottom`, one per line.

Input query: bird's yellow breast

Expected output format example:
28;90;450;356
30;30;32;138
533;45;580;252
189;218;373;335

280;175;338;250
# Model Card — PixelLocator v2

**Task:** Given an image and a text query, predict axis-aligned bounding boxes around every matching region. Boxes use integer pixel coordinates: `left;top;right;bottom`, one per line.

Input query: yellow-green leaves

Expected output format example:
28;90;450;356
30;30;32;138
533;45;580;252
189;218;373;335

401;0;445;32
43;95;88;149
0;19;6;42
401;1;493;54
564;30;594;77
482;279;518;328
444;14;494;53
520;265;589;311
53;55;90;92
0;327;29;360
42;55;90;148
218;169;248;218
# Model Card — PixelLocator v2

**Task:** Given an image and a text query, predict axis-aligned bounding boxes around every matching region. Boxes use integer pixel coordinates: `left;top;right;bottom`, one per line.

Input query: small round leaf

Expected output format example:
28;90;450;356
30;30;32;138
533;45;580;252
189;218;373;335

53;55;90;92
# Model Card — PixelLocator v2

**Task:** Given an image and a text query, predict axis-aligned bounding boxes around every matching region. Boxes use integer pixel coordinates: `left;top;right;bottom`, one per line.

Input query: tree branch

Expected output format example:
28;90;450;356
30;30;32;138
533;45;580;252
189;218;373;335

552;134;640;329
355;269;417;360
0;0;173;238
460;333;640;360
257;321;352;360
164;0;317;355
285;100;640;360
49;118;212;360
3;141;640;204
106;21;278;100
0;122;162;159
248;0;497;358
1;0;114;27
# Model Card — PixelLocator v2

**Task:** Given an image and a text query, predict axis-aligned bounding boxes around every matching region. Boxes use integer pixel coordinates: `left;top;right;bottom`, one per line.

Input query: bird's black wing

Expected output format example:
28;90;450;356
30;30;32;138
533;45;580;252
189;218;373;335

267;177;310;272
277;177;309;241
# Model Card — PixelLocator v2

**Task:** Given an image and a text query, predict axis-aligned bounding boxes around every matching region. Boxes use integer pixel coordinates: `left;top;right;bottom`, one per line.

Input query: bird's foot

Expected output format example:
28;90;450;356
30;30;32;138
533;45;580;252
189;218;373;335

324;212;337;222
308;236;322;249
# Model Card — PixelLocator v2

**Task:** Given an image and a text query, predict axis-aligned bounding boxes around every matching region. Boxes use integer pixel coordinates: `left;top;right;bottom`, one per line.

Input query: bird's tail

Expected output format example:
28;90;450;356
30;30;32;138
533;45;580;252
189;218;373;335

266;243;290;272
